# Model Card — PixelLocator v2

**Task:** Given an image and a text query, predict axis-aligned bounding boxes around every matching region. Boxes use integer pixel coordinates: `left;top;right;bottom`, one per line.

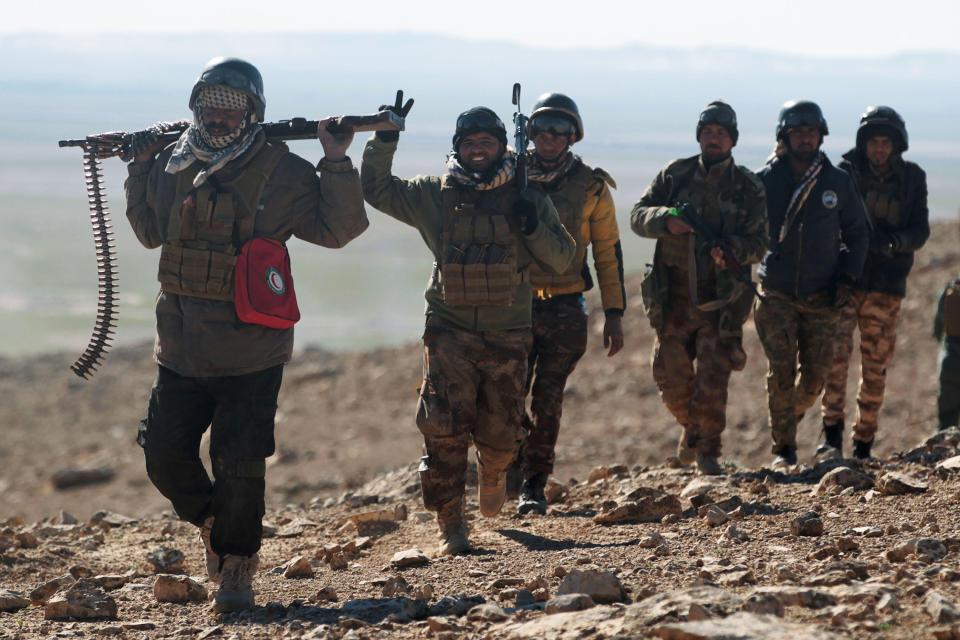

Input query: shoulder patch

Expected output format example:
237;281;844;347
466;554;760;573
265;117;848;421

592;167;617;190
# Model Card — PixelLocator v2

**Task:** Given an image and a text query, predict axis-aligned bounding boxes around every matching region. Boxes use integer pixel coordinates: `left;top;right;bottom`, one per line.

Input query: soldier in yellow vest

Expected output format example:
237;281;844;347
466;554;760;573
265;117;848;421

124;57;368;612
362;99;575;555
512;93;626;515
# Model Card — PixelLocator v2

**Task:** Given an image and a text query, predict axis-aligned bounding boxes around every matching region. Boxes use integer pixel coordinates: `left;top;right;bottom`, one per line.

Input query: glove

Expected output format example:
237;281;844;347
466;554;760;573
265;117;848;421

125;120;188;162
869;230;898;258
376;90;414;142
515;191;539;235
833;273;857;308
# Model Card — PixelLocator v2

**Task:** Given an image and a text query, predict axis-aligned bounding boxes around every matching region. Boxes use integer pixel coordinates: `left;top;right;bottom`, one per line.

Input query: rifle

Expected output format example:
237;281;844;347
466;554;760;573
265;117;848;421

58;111;404;379
511;82;528;193
668;203;758;311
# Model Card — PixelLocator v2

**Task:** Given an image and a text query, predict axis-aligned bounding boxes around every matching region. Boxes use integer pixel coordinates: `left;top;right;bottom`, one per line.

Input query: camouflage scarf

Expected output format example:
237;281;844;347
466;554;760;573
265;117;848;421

526;150;578;184
445;148;517;191
779;151;825;243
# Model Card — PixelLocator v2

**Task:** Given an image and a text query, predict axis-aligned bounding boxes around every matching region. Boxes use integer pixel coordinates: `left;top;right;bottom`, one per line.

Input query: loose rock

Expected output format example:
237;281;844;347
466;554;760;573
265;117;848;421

30;574;75;605
593;495;682;525
877;472;928;495
146;546;185;573
283;555;315;579
153;574;207;603
391;548;430;569
791;511;824;537
557;569;626;603
812;467;874;495
466;603;508;622
0;589;31;612
44;579;117;620
927;591;960;623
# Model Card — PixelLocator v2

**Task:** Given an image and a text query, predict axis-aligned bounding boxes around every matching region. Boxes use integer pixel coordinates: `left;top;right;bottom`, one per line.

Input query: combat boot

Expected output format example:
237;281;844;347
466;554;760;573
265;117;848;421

814;420;843;460
696;453;723;476
853;439;873;461
436;499;470;556
212;553;259;613
676;432;696;466
505;457;523;500
477;454;507;517
198;516;220;581
517;473;548;515
771;445;798;469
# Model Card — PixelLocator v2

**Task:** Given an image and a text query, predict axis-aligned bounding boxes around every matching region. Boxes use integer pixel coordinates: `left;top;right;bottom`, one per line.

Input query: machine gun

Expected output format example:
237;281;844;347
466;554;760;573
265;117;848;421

511;82;529;193
58;110;403;379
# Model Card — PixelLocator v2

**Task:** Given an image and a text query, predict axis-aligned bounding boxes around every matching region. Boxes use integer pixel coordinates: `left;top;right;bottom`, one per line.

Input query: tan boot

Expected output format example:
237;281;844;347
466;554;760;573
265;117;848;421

198;516;219;581
696;453;723;476
436;500;470;556
477;454;507;517
676;433;696;466
212;553;259;613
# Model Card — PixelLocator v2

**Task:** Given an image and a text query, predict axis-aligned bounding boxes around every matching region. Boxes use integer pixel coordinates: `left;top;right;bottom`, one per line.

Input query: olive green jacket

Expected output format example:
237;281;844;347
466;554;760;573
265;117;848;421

361;137;575;332
125;132;368;377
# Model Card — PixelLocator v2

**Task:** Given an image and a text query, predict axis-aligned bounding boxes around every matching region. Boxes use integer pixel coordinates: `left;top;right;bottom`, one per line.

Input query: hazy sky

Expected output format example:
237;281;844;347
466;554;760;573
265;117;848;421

5;0;958;57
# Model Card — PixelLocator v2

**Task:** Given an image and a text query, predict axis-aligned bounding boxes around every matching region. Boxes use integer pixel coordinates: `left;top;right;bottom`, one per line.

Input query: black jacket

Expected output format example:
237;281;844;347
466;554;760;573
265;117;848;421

757;154;869;298
839;149;929;297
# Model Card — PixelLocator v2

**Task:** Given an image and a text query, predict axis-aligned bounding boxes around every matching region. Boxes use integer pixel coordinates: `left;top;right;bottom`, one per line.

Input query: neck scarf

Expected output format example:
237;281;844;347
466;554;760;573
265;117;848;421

527;150;578;184
445;148;517;191
779;151;825;243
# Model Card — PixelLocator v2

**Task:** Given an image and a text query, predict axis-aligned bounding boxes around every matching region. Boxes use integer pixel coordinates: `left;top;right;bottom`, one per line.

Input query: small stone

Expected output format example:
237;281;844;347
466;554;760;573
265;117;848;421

545;593;596;614
640;532;666;548
146;546;185;573
466;603;508;622
68;565;94;579
122;621;158;631
515;589;535;606
557;569;626;603
877;472;928;495
532;587;550;602
327;552;349;571
44;579;117;620
89;511;137;528
0;589;31;612
774;565;799;582
30;574;75;605
836;537;859;552
391;548;430;569
702;505;729;527
487;577;525;590
283;555;314;579
382;575;411;597
153;574;207;603
197;626;223;639
742;593;785;617
593;495;682;525
426;616;455;632
414;584;434;600
544;479;566;503
887;538;947;563
16;531;39;548
812;467;874;495
553;566;568;579
312;586;338;603
927;591;960;623
877;593;899;613
525;575;549;592
720;524;750;543
849;526;884;538
791;511;824;537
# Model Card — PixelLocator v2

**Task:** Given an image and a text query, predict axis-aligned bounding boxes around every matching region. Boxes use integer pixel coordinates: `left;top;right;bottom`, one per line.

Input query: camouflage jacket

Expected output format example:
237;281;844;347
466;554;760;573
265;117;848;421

361;137;575;332
125;131;368;377
630;155;768;335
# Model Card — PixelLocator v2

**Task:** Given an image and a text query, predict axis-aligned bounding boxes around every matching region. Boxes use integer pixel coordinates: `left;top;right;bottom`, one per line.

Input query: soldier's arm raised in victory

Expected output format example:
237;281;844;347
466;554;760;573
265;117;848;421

630;169;676;238
361;137;442;232
519;192;576;275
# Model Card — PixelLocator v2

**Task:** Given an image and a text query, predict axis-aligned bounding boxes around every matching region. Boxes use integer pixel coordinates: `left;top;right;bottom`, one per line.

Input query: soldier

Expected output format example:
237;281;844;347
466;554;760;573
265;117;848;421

755;100;869;467
125;57;368;611
512;93;626;515
820;106;929;459
361;97;575;554
631;101;768;475
935;275;960;430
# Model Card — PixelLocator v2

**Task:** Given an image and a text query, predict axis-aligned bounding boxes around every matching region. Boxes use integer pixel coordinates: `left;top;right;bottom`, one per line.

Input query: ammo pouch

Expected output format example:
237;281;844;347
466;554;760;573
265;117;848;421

528;163;593;293
440;207;520;307
945;282;960;338
640;245;668;332
158;142;287;302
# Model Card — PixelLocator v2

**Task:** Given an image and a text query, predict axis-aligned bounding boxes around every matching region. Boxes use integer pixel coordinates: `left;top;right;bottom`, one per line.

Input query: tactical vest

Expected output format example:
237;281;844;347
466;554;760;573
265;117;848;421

438;176;523;307
945;280;960;338
158;143;287;301
527;163;594;293
861;169;901;227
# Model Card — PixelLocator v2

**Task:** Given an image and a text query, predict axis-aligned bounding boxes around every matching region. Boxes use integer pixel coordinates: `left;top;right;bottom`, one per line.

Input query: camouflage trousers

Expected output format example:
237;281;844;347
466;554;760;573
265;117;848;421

518;294;588;477
939;339;960;429
652;292;741;458
821;290;902;443
415;316;532;512
755;290;839;452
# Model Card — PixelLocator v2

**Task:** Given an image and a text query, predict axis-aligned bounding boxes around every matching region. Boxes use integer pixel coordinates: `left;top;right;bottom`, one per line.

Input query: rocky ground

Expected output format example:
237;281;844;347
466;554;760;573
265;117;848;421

0;221;958;638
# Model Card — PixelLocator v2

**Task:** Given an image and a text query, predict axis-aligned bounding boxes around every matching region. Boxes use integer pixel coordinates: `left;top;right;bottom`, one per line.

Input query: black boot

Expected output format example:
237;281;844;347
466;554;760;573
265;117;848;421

815;421;844;459
772;445;798;468
853;439;873;460
517;473;548;515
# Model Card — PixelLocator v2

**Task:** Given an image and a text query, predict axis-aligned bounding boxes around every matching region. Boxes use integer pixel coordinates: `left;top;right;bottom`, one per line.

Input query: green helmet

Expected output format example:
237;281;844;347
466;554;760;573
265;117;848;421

776;100;828;140
189;57;266;122
452;107;508;150
696;100;738;145
857;105;908;153
529;93;584;142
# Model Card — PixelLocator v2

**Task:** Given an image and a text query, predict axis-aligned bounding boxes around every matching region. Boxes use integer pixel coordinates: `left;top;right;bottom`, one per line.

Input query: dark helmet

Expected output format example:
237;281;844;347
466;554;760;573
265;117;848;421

696;100;738;145
856;105;908;153
528;92;584;142
776;100;829;140
452;107;508;150
189;57;266;122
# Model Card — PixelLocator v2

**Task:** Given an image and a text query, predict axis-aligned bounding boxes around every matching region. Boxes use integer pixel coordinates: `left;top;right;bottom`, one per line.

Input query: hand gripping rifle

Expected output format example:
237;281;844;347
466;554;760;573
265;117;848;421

511;82;528;193
58;111;403;379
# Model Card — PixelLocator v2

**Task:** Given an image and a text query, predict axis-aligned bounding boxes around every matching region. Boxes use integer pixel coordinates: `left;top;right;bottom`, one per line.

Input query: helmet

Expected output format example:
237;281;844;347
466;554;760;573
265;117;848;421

452;107;508;150
696;100;738;145
189;57;266;122
776;100;828;140
856;105;908;153
528;92;584;142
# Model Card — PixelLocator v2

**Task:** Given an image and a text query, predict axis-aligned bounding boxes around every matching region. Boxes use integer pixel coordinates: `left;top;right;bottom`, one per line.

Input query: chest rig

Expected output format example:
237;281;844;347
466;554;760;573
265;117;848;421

158;143;287;301
438;175;523;307
528;162;593;293
860;168;902;227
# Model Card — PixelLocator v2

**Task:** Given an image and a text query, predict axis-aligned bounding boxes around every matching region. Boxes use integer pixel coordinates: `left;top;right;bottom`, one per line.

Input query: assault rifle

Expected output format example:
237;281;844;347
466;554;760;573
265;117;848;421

511;82;529;193
58;110;404;379
670;202;743;273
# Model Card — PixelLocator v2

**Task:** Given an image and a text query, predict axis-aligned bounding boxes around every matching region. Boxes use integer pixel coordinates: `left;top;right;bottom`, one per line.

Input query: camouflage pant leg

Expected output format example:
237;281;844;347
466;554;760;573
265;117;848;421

851;292;902;442
474;328;532;473
416;322;479;511
755;293;801;450
939;344;960;429
651;296;698;434
690;323;735;457
522;300;588;476
794;298;840;418
821;291;865;426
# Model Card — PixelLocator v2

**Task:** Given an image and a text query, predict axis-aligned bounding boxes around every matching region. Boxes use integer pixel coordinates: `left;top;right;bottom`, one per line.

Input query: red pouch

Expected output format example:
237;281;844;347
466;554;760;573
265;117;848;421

234;237;300;329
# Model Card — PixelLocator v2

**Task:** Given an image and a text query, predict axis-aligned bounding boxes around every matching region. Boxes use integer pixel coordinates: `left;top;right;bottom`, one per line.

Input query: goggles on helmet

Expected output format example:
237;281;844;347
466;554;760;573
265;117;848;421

530;113;577;137
700;110;736;126
456;109;504;133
